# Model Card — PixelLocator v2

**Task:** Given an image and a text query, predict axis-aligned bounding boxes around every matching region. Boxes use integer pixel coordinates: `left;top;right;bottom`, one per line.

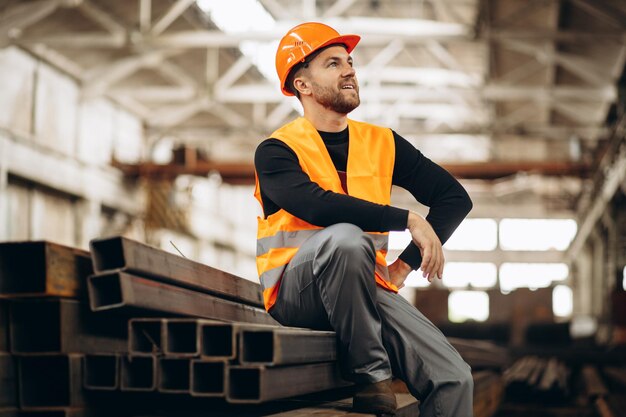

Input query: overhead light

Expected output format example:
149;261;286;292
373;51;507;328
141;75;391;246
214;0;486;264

196;0;278;83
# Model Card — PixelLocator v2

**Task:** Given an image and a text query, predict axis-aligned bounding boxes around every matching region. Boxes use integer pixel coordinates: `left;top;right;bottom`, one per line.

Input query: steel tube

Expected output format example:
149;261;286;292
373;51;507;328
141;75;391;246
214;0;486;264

190;359;227;397
0;353;17;407
158;358;191;393
0;241;92;298
200;322;281;360
89;236;263;307
163;319;203;357
239;328;336;366
227;363;350;404
10;299;127;354
120;355;157;392
82;354;119;391
88;272;276;325
18;354;84;409
128;318;165;355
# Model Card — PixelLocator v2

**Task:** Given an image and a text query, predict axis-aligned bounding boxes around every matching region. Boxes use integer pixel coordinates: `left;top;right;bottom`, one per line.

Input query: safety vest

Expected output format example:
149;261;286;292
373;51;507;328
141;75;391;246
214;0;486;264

254;117;399;311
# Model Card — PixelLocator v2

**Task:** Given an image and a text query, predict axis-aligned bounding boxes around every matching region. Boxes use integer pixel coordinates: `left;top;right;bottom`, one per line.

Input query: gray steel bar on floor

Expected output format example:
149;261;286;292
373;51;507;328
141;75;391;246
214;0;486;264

239;328;336;366
89;236;263;307
10;299;127;354
18;354;84;409
88;272;277;325
0;241;93;299
120;355;157;392
190;359;227;397
128;318;165;355
227;362;350;404
158;357;191;394
82;354;119;391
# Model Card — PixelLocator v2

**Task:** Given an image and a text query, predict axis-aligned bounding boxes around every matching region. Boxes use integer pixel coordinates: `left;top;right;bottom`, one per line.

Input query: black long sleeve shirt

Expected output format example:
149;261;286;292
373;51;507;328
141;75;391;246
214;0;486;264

254;126;473;269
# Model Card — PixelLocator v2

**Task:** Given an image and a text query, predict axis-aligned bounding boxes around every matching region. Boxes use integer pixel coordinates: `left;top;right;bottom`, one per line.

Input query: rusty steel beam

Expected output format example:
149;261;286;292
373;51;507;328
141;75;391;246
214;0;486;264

18;354;84;409
0;353;17;408
227;362;350;404
10;299;127;354
158;358;191;394
0;242;93;299
89;236;263;307
128;318;165;356
82;354;119;391
239;328;336;366
88;272;276;325
120;355;157;392
114;159;592;185
190;359;227;397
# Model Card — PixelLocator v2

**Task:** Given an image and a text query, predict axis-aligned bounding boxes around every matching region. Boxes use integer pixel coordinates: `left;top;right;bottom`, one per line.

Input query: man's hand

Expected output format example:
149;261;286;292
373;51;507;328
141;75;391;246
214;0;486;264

388;258;412;289
407;211;444;282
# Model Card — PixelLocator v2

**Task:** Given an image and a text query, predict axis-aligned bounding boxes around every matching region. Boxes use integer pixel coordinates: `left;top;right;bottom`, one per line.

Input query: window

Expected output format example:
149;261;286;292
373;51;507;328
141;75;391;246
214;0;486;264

403;270;431;288
499;218;577;251
448;291;489;322
388;230;412;251
445;218;497;251
442;262;497;288
499;263;568;292
553;285;573;318
623;265;626;291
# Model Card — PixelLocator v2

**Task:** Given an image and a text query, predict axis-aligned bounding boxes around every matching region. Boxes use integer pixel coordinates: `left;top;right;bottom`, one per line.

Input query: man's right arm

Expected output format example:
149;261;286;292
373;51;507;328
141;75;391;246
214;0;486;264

254;139;408;232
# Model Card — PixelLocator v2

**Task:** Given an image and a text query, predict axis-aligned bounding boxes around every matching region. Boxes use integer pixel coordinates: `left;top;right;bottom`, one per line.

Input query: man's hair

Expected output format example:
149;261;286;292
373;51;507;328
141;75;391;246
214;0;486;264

284;43;347;99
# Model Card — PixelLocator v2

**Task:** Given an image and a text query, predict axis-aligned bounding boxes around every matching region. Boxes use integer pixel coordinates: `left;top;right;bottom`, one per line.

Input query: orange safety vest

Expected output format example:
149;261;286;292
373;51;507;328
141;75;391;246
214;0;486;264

254;117;399;311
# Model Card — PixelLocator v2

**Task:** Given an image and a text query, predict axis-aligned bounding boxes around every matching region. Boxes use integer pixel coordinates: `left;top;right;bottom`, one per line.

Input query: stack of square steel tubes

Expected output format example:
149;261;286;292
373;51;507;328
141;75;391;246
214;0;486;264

3;238;389;417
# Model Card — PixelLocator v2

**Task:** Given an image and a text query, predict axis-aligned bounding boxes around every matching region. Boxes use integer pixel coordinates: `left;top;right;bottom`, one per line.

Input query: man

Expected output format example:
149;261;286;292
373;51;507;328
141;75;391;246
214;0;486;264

254;22;474;416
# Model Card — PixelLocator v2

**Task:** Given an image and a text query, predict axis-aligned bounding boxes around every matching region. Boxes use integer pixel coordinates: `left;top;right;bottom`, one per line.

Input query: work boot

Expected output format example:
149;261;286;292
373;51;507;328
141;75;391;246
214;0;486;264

352;378;397;415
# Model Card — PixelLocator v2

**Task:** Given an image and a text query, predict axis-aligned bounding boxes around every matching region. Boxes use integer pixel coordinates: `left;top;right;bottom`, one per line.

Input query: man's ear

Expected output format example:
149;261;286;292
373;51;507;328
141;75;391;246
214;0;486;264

294;76;312;97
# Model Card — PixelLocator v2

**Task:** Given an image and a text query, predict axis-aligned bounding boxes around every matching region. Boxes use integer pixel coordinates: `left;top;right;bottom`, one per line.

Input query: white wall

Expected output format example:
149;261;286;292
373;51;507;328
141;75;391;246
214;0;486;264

0;46;144;249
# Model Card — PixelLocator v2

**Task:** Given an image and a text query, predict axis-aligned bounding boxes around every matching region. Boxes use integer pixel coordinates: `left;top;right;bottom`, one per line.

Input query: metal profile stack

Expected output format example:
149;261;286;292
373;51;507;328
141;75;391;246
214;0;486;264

87;236;275;324
83;317;349;404
0;241;127;417
2;237;426;416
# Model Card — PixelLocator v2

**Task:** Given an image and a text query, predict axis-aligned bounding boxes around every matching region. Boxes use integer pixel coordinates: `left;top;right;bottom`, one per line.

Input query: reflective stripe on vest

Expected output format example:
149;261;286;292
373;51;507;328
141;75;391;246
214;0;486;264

257;229;389;257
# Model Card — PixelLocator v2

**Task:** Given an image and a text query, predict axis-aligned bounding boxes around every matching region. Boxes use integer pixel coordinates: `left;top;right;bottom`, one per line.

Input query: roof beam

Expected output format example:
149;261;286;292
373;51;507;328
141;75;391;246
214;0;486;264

0;0;60;45
498;38;613;86
213;56;253;93
569;0;625;29
78;0;126;37
322;0;357;17
82;50;182;97
215;83;617;103
139;0;151;33
18;28;626;49
150;0;196;37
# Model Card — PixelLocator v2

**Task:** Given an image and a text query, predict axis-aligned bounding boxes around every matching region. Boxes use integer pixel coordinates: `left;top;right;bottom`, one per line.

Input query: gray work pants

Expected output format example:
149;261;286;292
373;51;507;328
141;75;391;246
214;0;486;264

269;223;474;417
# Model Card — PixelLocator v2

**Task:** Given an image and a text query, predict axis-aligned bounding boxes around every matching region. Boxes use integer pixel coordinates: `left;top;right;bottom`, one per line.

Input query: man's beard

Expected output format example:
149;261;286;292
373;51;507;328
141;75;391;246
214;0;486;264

311;81;360;114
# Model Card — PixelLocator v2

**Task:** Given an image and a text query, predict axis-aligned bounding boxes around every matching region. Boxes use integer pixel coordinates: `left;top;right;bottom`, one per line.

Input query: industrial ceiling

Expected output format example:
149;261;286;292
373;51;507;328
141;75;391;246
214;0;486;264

2;0;625;189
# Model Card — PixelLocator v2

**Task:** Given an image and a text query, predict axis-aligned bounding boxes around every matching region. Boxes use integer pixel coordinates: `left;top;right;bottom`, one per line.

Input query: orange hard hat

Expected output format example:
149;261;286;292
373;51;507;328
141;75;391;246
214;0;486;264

275;22;360;96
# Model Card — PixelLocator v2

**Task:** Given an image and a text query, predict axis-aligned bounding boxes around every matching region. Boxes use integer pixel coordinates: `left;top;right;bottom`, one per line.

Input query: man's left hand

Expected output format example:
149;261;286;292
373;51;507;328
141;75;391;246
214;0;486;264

388;258;413;290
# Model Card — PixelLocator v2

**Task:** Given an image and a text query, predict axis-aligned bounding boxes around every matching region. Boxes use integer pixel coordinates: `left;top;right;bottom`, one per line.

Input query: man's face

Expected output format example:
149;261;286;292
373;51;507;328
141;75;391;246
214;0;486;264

306;45;360;114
